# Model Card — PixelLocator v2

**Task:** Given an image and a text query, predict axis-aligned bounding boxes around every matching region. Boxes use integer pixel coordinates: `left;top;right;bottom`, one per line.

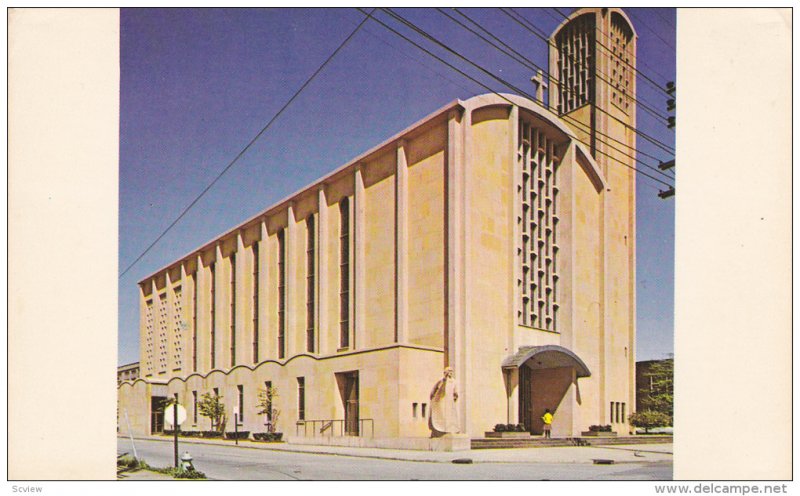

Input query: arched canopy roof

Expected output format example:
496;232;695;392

502;345;591;378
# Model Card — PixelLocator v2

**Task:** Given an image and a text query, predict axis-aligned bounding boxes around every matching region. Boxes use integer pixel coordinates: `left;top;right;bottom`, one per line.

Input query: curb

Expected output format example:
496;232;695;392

119;436;672;465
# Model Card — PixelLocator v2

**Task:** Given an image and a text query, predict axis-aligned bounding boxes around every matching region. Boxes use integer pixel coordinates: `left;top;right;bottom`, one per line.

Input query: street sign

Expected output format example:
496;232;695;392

164;404;187;426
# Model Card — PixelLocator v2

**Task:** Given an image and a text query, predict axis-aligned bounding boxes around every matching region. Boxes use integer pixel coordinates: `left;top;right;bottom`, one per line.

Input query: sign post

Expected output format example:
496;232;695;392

164;403;188;468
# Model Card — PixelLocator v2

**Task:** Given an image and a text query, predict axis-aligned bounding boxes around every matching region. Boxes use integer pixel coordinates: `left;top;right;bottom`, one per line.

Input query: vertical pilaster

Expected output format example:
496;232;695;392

317;188;328;354
139;283;148;376
446;109;465;368
235;231;245;367
507;105;519;354
180;262;188;374
354;166;366;349
395;142;409;344
457;107;471;434
259;220;269;360
214;243;222;369
151;278;160;375
286;203;297;359
195;254;203;373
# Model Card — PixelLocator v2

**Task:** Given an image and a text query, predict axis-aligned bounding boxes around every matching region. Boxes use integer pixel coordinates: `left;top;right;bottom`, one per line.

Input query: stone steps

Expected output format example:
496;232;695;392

471;435;672;450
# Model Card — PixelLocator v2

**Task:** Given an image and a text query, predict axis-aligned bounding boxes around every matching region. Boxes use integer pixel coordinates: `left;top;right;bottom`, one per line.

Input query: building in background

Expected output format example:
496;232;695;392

117;362;140;385
118;7;638;448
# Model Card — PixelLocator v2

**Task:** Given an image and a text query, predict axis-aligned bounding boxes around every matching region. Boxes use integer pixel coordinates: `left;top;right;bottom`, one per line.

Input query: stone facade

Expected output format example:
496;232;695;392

118;8;638;446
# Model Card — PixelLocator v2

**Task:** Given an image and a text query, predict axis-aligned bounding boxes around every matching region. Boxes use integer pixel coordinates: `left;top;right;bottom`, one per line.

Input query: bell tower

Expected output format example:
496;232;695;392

548;8;638;428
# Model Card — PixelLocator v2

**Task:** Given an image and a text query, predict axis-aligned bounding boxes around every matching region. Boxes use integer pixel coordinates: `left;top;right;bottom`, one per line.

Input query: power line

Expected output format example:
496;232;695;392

551;7;675;84
551;8;675;100
379;8;674;186
365;8;673;189
437;8;674;181
119;9;376;279
497;8;671;123
361;25;478;96
501;8;676;153
627;9;676;51
450;7;673;165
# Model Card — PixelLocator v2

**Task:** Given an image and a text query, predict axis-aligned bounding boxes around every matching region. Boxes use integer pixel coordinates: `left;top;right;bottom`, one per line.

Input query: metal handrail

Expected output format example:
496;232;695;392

295;418;374;438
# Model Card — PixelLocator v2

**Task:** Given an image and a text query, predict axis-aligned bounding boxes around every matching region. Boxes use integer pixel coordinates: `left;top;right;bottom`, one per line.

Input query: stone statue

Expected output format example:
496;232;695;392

429;367;460;436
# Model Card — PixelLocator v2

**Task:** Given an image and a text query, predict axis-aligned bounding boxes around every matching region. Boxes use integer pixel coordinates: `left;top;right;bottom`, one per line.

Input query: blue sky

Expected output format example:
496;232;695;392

119;7;675;365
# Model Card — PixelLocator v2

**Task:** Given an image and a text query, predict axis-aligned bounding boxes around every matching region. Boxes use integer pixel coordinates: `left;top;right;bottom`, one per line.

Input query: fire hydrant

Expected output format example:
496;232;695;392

180;451;194;472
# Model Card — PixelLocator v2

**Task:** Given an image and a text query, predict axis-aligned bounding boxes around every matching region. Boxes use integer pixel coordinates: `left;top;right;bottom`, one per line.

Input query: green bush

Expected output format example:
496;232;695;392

629;411;671;433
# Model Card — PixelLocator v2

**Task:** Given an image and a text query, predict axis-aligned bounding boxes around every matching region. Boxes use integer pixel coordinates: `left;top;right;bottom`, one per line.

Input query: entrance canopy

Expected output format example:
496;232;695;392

502;345;591;378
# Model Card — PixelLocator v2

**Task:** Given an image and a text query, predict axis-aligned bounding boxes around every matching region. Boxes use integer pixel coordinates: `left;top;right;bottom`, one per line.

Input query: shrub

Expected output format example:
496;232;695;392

516;424;527;432
200;430;223;438
225;431;251;440
493;424;507;432
629;411;671;433
117;455;140;470
253;432;284;442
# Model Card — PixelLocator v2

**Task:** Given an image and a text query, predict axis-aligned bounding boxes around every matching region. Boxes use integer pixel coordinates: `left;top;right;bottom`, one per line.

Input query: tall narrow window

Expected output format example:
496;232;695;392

339;198;350;349
297;377;306;420
230;252;236;367
621;403;626;424
237;385;244;422
264;381;273;424
210;262;216;369
212;387;220;430
277;229;286;359
192;273;198;371
252;243;259;363
306;216;315;353
192;390;198;424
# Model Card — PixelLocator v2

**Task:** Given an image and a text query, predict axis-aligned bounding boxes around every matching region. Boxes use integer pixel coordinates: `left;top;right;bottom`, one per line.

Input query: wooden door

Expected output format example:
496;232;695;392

344;373;359;436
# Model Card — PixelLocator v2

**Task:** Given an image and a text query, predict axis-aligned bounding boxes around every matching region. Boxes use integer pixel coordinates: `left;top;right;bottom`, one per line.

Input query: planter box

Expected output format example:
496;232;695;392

581;431;618;437
485;431;532;439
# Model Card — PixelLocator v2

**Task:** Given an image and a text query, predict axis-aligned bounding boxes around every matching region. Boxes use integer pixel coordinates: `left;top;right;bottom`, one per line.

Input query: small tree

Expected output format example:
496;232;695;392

198;392;226;433
629;411;671;433
639;356;674;425
256;385;281;434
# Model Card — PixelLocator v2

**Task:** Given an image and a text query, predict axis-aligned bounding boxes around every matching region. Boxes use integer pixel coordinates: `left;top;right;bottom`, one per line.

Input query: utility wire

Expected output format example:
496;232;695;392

627;9;676;51
119;9;376;279
449;8;673;166
361;25;478;96
365;8;673;188
550;7;675;84
551;8;675;99
495;8;671;123
500;8;675;151
438;8;674;181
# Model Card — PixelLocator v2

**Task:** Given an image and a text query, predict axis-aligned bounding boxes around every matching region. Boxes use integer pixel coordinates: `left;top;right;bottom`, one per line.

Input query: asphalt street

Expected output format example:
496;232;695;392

119;438;672;481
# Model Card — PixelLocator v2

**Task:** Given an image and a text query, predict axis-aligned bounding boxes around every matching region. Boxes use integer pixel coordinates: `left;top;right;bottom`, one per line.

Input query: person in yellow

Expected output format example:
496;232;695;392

541;409;554;438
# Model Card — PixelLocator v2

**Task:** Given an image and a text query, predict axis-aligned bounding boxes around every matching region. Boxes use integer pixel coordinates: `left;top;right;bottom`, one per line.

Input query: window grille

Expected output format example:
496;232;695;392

230;252;236;367
306;216;316;353
252;243;259;363
339;199;350;349
555;13;595;114
517;120;560;331
277;229;286;359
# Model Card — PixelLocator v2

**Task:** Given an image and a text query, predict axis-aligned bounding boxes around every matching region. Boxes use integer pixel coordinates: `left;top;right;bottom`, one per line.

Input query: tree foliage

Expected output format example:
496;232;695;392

628;411;671;433
198;392;226;433
639;357;674;425
256;385;281;434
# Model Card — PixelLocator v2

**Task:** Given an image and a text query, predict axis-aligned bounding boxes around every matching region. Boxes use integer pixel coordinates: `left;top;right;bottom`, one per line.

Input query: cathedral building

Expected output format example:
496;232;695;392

118;7;638;448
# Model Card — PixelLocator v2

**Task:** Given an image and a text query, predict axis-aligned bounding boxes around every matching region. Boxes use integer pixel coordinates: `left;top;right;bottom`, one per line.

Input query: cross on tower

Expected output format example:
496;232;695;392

530;70;548;105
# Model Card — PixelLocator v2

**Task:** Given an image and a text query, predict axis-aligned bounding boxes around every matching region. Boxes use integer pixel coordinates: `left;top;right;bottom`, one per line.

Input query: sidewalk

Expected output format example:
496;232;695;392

121;435;672;465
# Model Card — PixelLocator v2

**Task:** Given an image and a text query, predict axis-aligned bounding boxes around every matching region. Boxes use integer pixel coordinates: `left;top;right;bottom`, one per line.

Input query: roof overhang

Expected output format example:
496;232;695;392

502;345;592;378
